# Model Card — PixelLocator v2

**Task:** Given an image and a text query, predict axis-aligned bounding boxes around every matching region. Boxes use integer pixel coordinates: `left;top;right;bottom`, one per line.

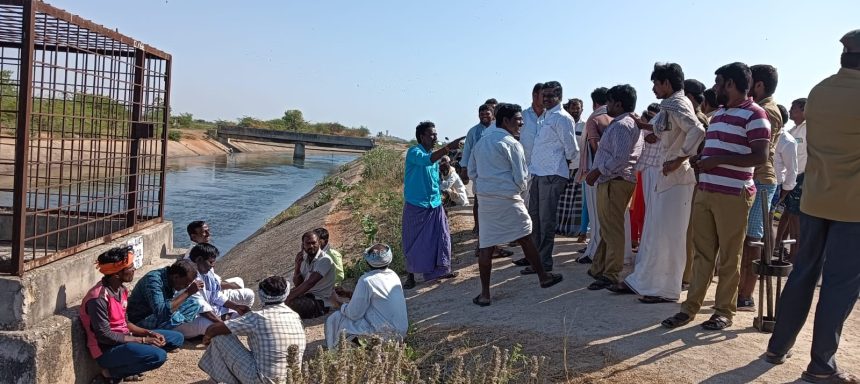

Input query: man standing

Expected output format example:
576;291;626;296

521;81;579;274
584;84;643;290
557;98;586;236
519;83;545;165
470;103;564;306
737;64;783;312
765;30;860;383
618;63;705;302
662;62;770;330
576;88;613;264
682;79;712;288
402;122;463;289
286;232;337;319
774;98;807;260
460;104;494;229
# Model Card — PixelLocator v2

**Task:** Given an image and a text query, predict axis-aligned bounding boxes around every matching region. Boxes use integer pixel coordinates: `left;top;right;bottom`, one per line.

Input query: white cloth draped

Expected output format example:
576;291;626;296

324;269;407;349
624;166;694;300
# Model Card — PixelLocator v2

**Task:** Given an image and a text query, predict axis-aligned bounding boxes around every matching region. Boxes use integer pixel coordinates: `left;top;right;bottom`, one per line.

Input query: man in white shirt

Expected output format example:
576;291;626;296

518;83;546;211
556;98;587;236
286;231;337;319
775;98;806;258
522;81;579;274
439;156;469;207
325;244;407;347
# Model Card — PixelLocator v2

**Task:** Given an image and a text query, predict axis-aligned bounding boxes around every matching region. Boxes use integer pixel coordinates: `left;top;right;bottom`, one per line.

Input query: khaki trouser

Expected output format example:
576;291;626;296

681;188;754;319
683;190;696;283
589;179;635;284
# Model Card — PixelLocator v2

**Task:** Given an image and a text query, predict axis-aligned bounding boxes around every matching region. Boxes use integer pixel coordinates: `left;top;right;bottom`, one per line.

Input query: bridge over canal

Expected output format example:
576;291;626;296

213;126;376;159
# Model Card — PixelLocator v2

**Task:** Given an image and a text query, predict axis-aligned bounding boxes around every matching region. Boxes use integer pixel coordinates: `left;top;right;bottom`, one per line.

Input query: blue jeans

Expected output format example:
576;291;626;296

767;214;860;375
96;329;183;379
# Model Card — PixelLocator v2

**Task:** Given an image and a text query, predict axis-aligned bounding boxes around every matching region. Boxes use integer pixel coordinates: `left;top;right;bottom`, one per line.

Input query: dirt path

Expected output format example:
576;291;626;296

144;187;860;384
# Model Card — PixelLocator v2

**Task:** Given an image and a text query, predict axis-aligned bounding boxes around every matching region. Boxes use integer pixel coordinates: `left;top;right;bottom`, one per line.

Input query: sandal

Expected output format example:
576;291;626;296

587;279;612;290
472;295;491;307
702;314;733;330
638;296;675;304
494;248;514;258
539;273;564;288
607;282;634;294
512;258;530;266
439;271;459;279
763;351;792;365
800;371;859;383
576;255;593;264
662;312;692;329
124;374;145;382
403;278;416;290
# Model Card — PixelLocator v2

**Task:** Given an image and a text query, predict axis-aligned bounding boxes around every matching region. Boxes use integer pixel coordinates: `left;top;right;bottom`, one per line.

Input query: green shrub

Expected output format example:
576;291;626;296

167;129;182;141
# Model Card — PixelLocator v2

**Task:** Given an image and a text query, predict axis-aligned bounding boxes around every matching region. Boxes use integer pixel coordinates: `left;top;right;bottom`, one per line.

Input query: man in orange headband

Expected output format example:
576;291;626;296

80;247;185;383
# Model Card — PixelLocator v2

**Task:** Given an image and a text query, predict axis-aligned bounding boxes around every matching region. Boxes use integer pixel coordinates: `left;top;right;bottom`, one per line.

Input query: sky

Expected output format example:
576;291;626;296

50;0;859;140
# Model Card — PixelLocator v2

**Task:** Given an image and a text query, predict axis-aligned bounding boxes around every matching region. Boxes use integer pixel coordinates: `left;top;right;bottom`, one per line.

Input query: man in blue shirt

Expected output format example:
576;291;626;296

402;121;464;289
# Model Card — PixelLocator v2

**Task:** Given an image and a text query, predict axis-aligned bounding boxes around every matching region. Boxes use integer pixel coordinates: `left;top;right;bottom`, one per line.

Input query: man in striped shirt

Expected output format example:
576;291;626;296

662;62;770;331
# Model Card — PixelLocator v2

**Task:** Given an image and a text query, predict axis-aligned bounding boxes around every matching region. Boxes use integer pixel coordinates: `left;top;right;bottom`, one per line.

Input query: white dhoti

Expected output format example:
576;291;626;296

477;194;532;248
625;166;694;300
176;277;256;338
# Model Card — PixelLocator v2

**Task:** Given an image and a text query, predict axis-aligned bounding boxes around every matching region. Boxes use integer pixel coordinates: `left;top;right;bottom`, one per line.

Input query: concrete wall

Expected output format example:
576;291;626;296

0;222;175;331
0;212;131;248
0;222;179;384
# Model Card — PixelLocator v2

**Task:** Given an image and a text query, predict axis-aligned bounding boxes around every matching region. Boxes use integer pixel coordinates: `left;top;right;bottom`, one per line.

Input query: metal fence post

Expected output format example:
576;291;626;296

11;0;35;276
126;47;146;228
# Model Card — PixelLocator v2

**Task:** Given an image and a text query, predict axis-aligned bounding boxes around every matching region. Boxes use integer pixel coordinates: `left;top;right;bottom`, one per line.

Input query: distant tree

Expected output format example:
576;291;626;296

175;112;193;127
283;109;306;131
238;116;270;129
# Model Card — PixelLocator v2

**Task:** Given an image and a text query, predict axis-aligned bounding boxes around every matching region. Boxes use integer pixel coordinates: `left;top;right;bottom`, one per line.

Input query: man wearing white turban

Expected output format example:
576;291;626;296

324;244;408;348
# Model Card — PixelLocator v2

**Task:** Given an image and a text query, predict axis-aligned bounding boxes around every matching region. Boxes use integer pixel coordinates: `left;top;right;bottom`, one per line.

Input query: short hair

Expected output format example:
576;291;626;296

792;98;808;110
646;103;661;114
715;62;753;94
484;98;498;105
495;103;523;125
777;104;790;126
684;79;706;105
301;231;318;242
570;98;583;107
703;88;718;108
650;62;685;92
259;275;288;300
607;84;637;113
543;81;563;98
97;246;131;265
532;82;544;94
750;64;779;97
415;121;435;141
166;259;197;278
591;87;609;105
186;220;206;237
189;242;219;261
478;103;493;113
313;227;329;242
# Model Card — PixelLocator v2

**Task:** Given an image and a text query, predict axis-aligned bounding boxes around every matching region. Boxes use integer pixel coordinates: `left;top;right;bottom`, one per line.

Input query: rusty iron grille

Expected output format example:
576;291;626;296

0;0;171;275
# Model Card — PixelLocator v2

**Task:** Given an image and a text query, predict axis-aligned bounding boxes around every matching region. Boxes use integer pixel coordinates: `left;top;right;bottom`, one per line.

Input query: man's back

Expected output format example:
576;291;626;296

801;68;860;222
226;303;306;378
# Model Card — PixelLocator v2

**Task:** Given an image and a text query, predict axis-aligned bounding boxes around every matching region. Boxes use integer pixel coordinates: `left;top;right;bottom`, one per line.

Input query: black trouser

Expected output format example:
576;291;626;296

767;213;860;375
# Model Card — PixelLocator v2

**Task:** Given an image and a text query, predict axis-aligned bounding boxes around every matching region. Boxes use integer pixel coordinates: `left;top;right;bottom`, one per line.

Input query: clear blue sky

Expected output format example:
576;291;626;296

51;0;858;140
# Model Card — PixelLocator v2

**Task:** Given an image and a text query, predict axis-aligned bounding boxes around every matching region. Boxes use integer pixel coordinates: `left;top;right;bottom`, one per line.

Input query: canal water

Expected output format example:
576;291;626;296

165;152;356;253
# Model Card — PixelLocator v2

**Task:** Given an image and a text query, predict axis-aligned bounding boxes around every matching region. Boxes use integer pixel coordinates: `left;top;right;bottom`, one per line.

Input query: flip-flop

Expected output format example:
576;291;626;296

763;351;792;365
607;283;635;294
494;248;514;258
403;279;416;290
520;266;552;275
472;295;491;307
661;312;692;329
511;258;530;266
800;371;859;383
439;271;459;279
540;273;563;288
638;296;675;304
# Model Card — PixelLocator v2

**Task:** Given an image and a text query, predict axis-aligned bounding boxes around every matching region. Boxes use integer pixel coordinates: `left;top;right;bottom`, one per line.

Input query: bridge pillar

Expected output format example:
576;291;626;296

293;142;306;160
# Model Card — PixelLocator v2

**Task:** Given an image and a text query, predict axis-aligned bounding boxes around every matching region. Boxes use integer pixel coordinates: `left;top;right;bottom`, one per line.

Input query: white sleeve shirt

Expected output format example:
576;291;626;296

528;104;580;178
774;130;799;191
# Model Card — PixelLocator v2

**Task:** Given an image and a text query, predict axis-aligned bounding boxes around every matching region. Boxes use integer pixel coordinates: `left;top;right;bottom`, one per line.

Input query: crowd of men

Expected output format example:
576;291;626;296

80;221;408;383
76;29;859;384
401;30;860;383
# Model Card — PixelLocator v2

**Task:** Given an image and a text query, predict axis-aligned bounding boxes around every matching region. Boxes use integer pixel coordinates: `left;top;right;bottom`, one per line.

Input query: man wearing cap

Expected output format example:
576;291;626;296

324;244;408;348
199;275;306;384
764;30;860;384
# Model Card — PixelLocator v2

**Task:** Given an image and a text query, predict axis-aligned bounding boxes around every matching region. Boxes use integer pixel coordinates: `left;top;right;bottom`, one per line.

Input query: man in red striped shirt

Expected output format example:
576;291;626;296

662;62;770;331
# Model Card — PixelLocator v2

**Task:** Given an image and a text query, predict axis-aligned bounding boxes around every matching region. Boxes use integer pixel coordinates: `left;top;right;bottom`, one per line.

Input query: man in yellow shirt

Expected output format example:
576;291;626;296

765;30;860;384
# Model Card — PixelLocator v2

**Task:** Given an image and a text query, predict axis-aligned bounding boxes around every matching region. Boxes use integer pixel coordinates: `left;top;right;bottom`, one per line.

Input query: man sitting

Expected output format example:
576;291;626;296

325;244;408;348
286;231;337;319
180;243;255;338
186;220;249;293
127;259;204;331
199;276;306;384
314;227;345;285
439;155;469;207
82;247;184;383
